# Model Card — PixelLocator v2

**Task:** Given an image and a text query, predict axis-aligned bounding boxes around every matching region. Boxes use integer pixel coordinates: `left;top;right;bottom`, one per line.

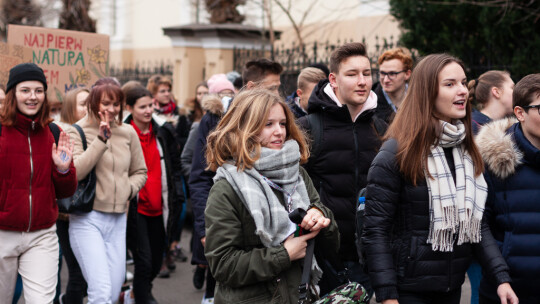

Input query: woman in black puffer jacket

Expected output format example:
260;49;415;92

362;54;518;304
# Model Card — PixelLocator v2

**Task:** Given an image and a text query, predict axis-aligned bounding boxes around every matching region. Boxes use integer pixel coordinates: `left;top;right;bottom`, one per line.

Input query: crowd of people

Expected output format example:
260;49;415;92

0;41;538;304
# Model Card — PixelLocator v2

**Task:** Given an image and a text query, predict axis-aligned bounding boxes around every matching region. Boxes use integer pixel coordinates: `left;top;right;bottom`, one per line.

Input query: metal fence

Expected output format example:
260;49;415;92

233;36;404;96
109;61;174;86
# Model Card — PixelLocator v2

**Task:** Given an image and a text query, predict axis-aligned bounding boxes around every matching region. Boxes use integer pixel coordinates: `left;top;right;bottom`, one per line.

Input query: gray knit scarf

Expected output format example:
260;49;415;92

426;120;488;252
213;140;310;247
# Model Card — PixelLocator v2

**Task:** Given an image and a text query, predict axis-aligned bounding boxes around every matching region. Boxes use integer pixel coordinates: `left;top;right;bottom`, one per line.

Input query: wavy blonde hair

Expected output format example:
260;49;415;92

206;89;309;172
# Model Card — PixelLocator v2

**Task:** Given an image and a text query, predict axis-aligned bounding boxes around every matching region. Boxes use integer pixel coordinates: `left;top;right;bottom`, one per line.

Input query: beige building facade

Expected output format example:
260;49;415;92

86;0;401;104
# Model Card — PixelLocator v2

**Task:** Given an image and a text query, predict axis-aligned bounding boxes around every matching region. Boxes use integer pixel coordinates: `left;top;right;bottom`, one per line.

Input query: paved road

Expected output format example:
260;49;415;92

21;227;472;303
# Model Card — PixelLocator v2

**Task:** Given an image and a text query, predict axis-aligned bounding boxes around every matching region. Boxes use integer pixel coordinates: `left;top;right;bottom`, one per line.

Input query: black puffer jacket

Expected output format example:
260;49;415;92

362;139;511;302
298;79;385;261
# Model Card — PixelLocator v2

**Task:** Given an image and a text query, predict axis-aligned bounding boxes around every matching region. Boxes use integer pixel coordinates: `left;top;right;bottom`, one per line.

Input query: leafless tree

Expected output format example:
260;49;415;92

59;0;96;32
0;0;42;40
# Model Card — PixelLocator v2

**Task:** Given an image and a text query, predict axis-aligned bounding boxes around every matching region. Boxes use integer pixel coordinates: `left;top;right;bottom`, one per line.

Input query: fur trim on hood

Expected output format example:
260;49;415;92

201;94;224;116
475;117;522;179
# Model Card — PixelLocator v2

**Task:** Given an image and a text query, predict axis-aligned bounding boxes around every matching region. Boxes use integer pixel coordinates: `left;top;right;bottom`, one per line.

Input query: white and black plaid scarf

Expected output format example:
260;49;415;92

213;140;310;247
426;120;488;252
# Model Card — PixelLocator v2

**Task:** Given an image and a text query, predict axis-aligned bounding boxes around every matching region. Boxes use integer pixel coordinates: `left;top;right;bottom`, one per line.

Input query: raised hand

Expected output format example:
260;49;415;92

52;131;74;173
98;110;112;141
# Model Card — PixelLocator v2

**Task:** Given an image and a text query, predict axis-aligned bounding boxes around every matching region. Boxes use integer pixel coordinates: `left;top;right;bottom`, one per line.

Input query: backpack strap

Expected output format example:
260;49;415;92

48;123;60;145
372;116;388;137
307;112;323;162
72;124;88;150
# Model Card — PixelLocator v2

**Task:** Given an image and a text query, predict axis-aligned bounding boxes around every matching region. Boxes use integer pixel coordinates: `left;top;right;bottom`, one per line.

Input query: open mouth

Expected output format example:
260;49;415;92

453;100;465;106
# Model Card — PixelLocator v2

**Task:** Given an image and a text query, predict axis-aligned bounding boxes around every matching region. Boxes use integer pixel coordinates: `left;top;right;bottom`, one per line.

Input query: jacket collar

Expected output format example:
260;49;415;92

512;123;540;169
14;111;42;133
476;117;522;179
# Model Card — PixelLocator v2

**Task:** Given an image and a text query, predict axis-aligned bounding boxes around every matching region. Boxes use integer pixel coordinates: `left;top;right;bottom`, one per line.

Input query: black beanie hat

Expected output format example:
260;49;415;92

6;63;48;93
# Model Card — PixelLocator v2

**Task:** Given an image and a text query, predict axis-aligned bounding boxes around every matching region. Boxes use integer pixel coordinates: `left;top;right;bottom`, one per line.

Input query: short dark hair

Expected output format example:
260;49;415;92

124;85;152;107
329;42;368;74
242;59;283;85
513;73;540;109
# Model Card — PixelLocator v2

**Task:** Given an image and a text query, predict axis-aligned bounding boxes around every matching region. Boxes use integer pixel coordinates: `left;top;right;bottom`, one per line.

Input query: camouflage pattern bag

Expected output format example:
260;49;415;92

313;282;369;304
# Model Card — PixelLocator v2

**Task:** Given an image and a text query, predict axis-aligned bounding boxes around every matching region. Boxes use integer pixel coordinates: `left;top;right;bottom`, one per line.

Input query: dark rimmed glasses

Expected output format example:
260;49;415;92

522;104;540;115
379;70;406;80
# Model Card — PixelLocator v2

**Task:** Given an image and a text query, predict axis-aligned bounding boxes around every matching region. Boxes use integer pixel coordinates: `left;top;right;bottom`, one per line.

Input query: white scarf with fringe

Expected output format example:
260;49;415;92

426;120;488;252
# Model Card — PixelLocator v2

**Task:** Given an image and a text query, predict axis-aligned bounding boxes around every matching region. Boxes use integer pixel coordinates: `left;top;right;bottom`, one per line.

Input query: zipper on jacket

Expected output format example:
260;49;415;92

352;123;360;199
446;240;454;292
26;126;35;232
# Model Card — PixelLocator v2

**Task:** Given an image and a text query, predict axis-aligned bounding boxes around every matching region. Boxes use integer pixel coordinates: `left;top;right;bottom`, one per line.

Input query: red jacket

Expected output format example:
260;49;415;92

0;113;77;232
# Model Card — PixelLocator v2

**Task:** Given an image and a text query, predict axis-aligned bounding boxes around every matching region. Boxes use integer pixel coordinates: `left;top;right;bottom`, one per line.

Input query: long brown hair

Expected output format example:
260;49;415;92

206;89;309;172
0;85;52;128
385;53;483;185
61;87;90;124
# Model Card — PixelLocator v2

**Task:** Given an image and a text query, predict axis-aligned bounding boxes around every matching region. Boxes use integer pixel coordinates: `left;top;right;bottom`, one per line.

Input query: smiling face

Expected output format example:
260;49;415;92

99;93;121;120
15;81;46;116
433;62;469;122
130;96;154;125
258;103;286;150
330;55;373;109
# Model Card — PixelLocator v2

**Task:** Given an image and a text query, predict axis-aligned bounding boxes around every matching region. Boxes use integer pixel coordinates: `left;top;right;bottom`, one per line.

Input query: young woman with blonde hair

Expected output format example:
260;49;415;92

362;54;518;304
204;89;338;303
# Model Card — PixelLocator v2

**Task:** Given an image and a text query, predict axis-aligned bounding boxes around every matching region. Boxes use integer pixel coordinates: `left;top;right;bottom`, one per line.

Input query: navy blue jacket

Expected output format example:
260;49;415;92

476;118;540;303
471;109;492;135
188;96;224;265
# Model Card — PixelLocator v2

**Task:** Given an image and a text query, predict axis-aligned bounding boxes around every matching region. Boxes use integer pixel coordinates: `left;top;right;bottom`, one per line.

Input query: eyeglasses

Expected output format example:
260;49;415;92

522;104;540;115
379;70;406;80
218;91;234;98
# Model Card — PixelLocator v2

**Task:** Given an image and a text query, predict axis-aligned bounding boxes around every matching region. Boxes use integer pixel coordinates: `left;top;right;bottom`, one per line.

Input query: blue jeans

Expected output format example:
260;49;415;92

467;261;482;304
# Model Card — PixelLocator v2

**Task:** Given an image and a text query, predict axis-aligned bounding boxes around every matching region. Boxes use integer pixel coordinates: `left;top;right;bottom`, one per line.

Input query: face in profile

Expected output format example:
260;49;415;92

330;55;373;108
155;84;171;105
433;62;468;122
0;89;6;110
298;82;317;112
258;103;286;150
15;81;46;117
76;91;90;121
498;76;515;115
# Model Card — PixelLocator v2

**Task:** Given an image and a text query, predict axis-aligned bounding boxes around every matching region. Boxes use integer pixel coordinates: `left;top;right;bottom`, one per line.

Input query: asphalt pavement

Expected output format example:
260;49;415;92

20;227;472;303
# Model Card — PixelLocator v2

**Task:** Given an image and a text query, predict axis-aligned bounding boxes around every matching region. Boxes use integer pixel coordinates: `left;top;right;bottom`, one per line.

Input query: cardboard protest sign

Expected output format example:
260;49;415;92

0;42;33;89
8;24;109;101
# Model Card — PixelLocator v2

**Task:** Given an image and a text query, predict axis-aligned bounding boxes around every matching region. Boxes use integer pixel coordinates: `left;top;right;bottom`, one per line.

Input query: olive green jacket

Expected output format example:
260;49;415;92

205;167;339;304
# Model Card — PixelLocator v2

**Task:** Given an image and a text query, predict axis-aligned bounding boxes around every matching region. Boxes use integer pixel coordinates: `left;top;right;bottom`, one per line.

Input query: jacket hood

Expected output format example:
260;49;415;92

307;79;337;113
307;79;377;120
201;95;224;116
476;117;522;179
